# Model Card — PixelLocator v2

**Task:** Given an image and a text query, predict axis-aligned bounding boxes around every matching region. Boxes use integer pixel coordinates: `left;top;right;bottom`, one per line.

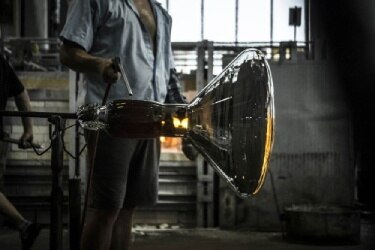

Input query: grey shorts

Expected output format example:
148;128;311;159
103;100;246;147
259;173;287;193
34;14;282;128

86;131;160;209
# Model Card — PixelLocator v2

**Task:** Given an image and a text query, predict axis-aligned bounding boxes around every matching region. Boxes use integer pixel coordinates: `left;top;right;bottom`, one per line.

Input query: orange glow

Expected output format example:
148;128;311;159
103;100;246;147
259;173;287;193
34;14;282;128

253;112;274;195
172;117;189;129
180;118;188;129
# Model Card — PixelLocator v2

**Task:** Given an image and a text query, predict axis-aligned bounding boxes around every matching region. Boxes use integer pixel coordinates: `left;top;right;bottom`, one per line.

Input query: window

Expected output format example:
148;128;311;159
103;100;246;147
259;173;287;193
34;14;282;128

273;0;305;42
168;0;305;43
238;0;270;42
204;0;235;42
169;0;201;42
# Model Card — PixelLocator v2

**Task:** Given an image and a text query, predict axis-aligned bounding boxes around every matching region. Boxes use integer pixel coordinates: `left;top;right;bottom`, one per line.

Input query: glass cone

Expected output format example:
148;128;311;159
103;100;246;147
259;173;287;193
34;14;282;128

187;49;274;197
77;48;274;198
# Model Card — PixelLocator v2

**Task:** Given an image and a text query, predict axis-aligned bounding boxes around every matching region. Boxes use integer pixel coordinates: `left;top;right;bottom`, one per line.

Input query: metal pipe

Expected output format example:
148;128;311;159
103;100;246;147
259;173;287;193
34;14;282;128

305;0;311;58
235;0;239;45
0;110;77;119
270;0;274;47
201;0;204;40
49;115;64;250
69;178;81;250
112;57;133;96
24;0;48;38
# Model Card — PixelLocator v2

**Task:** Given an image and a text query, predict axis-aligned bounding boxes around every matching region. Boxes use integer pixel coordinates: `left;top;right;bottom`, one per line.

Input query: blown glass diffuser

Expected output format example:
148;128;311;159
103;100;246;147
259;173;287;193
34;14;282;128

78;49;274;197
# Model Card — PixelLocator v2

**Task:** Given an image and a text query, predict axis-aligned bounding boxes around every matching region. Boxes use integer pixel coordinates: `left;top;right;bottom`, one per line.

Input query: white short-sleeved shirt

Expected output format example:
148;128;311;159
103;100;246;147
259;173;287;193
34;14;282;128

60;0;174;105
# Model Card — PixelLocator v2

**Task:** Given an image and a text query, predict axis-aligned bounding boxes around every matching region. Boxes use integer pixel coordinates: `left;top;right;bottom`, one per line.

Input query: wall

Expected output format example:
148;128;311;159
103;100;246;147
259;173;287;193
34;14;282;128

221;59;355;231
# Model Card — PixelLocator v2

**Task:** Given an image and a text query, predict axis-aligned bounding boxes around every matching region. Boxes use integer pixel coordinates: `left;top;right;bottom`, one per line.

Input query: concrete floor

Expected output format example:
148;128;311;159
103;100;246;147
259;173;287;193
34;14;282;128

0;227;374;250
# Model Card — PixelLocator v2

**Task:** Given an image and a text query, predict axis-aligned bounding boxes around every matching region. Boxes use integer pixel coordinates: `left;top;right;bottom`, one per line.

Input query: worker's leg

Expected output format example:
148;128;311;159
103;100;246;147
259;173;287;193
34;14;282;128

0;192;26;227
81;208;120;250
0;137;27;229
0;138;42;249
82;132;137;250
109;206;135;250
109;138;161;250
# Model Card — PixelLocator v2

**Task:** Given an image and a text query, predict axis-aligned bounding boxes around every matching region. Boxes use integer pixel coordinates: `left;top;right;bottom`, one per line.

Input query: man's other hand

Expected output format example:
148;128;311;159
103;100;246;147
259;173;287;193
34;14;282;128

18;131;33;149
182;137;198;161
98;59;121;84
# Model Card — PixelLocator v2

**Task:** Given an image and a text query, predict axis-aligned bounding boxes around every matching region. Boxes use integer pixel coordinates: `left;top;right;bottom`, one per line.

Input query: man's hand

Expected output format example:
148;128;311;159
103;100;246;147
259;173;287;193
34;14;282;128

60;41;120;84
19;131;33;149
97;59;121;84
182;137;198;161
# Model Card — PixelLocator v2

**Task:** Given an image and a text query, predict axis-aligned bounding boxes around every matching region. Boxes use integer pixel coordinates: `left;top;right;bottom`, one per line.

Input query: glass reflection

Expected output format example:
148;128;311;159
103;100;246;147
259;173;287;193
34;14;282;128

187;49;274;197
77;49;274;198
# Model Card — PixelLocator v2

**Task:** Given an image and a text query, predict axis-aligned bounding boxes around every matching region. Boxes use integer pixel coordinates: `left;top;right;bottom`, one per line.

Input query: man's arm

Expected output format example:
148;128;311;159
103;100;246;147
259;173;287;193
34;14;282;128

165;68;187;104
14;90;33;147
59;41;119;83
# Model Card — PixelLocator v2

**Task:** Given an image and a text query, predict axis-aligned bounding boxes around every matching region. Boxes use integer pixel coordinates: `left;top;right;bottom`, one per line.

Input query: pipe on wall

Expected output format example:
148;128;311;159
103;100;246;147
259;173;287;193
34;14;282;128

24;0;48;38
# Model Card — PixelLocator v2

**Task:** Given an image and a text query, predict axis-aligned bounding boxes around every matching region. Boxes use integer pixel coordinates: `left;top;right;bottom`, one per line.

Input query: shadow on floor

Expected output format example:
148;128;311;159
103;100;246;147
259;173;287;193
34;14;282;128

0;227;374;250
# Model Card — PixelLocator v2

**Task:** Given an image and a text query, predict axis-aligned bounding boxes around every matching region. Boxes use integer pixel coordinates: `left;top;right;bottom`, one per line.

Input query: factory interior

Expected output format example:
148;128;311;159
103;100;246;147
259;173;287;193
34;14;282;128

0;0;375;249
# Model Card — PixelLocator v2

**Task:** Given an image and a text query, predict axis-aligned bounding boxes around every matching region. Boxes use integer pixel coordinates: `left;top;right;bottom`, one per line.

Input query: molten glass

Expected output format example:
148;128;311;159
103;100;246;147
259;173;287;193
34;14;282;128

78;101;188;137
77;49;274;197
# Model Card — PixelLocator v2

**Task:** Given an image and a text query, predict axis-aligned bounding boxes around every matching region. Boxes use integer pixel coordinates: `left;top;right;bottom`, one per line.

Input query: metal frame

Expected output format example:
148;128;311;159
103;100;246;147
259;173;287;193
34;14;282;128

0;110;76;250
195;40;214;227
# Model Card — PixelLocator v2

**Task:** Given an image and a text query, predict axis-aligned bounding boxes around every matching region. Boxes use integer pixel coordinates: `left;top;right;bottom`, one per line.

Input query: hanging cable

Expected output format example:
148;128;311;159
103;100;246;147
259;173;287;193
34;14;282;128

269;169;286;238
60;123;87;159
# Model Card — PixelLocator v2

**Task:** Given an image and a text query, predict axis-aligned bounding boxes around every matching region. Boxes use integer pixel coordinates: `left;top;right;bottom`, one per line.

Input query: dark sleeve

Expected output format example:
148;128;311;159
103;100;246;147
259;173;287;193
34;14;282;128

165;68;187;104
6;60;24;98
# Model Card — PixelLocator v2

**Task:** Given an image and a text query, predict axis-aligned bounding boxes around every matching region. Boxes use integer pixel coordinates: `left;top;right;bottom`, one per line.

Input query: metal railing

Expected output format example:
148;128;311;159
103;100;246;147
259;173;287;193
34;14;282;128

2;38;314;74
3;37;61;71
172;41;314;75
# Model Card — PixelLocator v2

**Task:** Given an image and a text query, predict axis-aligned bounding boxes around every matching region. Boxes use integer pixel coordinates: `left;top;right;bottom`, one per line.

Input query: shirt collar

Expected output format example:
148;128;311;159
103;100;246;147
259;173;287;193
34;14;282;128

125;0;160;17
